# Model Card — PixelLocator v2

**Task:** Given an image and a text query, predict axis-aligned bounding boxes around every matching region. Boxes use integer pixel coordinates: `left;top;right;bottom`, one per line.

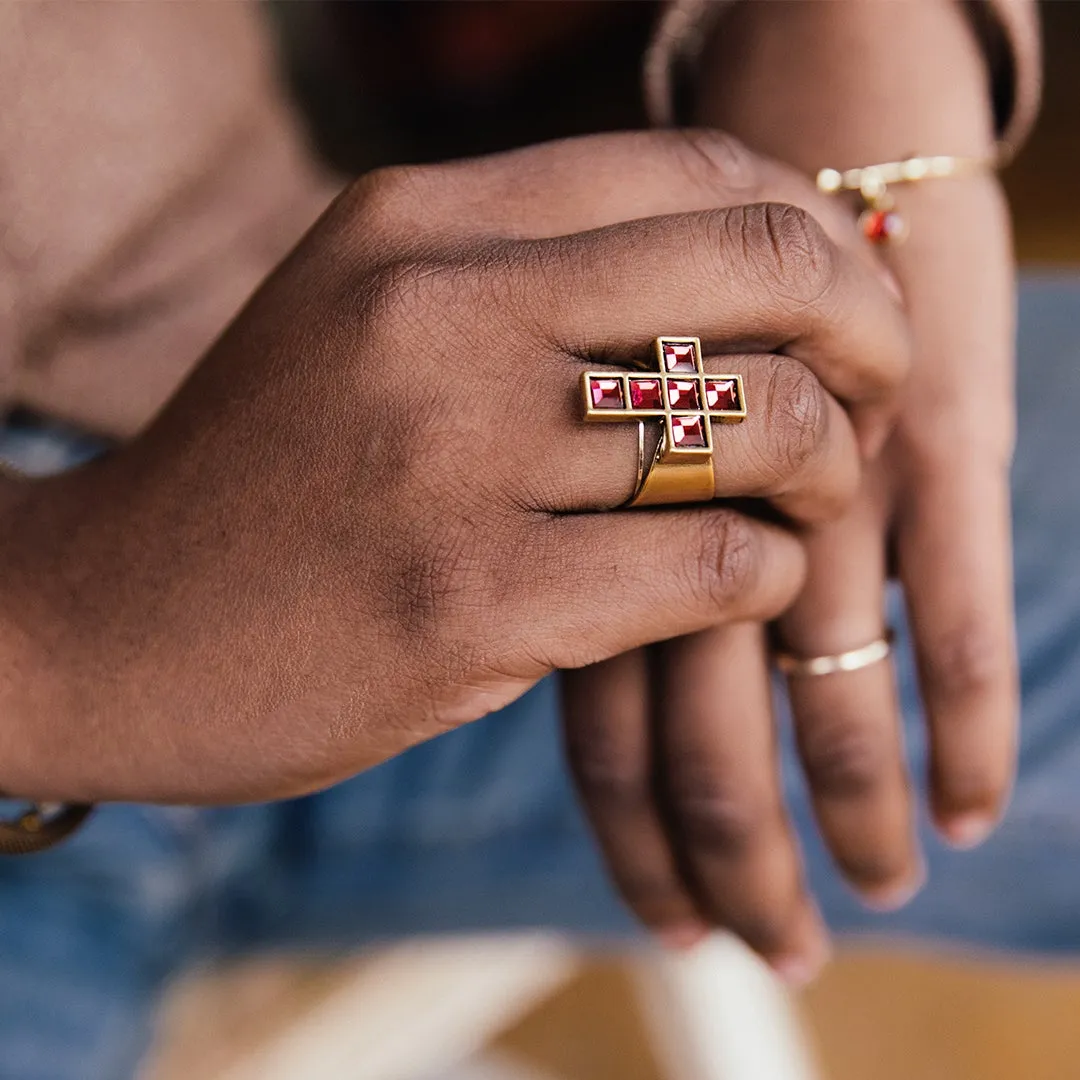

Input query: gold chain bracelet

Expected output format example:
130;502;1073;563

816;153;995;244
0;796;94;855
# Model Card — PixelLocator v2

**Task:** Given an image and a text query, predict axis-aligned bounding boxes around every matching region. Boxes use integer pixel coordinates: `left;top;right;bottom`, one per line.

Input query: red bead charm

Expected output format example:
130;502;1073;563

860;209;906;244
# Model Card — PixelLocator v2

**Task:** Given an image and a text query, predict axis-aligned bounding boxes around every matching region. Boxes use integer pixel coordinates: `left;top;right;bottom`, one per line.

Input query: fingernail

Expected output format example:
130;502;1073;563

771;948;829;989
861;859;928;912
657;923;709;952
770;926;832;989
942;813;996;850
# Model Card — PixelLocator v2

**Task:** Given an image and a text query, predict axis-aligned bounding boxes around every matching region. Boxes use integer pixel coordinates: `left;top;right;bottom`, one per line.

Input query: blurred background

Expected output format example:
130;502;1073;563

132;2;1080;1078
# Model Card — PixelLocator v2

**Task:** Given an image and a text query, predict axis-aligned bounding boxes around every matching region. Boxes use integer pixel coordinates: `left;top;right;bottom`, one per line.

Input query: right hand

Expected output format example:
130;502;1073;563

0;131;909;805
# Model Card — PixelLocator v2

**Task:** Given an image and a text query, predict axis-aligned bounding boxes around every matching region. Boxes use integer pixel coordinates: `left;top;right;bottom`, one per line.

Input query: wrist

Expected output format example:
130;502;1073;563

0;475;94;801
695;0;997;175
0;597;53;800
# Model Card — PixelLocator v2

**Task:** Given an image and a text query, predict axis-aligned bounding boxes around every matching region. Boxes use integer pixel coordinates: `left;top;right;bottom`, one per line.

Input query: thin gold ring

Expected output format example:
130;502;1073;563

774;630;895;678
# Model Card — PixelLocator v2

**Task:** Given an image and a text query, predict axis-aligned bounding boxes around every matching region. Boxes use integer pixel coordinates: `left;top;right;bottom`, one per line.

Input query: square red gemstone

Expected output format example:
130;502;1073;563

589;377;624;409
661;341;698;372
629;378;663;409
667;379;700;409
671;415;707;448
704;378;740;412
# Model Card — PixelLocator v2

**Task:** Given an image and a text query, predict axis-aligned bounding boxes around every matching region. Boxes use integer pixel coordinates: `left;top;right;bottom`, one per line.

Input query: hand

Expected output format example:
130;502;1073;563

0;131;908;806
561;0;1017;981
778;171;1016;861
717;0;1019;901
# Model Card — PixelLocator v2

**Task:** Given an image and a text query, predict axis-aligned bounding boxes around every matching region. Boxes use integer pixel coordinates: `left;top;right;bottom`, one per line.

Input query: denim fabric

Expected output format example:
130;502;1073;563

3;278;1080;1077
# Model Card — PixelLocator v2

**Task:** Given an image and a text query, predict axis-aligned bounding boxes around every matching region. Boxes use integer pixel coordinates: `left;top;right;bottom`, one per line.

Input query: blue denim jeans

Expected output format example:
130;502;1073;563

3;278;1080;1078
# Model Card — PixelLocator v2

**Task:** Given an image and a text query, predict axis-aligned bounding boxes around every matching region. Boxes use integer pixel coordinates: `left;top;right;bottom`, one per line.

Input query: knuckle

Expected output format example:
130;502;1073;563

668;129;761;197
342;164;434;237
690;513;762;613
568;737;650;811
799;723;888;802
667;779;764;859
921;622;1010;705
721;202;838;311
764;358;829;477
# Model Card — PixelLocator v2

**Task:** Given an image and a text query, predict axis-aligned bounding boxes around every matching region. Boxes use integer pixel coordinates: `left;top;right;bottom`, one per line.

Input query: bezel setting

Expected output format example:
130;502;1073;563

581;336;746;465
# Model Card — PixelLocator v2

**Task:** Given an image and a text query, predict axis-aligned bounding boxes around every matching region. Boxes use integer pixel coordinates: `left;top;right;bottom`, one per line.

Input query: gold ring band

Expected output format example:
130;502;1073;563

774;630;895;678
632;420;646;499
583;337;746;507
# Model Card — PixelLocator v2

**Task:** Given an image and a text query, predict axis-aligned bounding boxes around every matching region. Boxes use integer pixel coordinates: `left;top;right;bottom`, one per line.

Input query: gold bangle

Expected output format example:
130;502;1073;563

816;154;995;244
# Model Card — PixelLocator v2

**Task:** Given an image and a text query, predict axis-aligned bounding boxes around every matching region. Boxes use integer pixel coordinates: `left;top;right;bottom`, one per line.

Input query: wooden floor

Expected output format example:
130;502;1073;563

491;950;1080;1080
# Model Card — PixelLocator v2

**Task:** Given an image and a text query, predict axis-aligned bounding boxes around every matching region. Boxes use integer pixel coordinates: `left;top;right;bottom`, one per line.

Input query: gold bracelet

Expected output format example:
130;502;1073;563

0;796;94;855
816;153;995;244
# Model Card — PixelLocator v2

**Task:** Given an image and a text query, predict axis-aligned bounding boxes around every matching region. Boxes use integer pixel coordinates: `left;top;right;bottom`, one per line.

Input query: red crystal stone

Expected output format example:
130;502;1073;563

589;377;624;409
661;341;698;372
629;378;663;409
704;378;740;412
671;415;707;448
667;379;700;409
861;209;905;243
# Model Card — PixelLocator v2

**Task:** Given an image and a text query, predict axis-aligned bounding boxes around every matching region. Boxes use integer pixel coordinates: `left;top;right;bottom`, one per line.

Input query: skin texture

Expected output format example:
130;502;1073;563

0;131;910;808
563;0;1017;981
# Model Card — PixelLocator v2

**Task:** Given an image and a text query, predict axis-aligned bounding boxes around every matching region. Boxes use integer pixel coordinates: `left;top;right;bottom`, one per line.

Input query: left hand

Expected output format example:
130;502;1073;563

564;172;1017;972
561;0;1019;979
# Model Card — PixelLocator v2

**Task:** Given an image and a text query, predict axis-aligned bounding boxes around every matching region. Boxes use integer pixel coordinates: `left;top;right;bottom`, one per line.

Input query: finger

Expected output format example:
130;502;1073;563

896;451;1017;845
777;480;924;906
536;353;859;521
885;174;1018;846
528;507;807;672
389;129;864;253
653;623;830;980
511;202;909;445
561;651;709;948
